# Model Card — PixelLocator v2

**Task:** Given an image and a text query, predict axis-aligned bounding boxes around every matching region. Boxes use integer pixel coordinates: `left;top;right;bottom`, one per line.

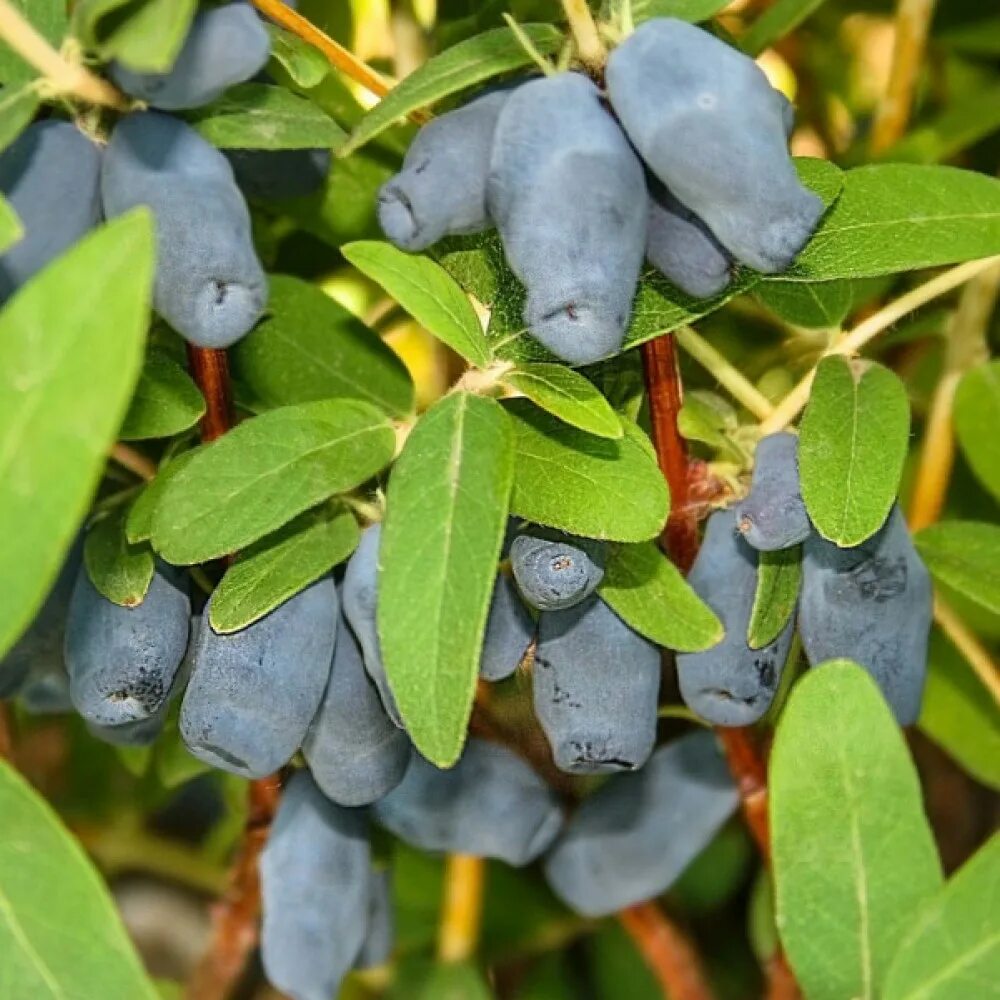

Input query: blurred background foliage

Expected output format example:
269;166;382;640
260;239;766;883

6;1;999;997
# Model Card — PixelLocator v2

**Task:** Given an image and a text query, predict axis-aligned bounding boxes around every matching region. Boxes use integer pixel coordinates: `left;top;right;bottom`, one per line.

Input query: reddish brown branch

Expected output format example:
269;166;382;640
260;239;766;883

0;702;13;760
619;903;716;1000
184;346;279;1000
640;331;800;996
186;346;234;444
185;775;282;1000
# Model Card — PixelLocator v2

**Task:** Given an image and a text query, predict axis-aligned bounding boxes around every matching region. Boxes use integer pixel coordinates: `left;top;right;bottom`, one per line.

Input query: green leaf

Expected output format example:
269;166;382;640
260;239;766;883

266;25;330;90
748;546;802;650
502;364;622;439
185;83;346;150
0;192;22;255
0;211;154;660
882;84;1000;165
209;504;360;633
0;759;159;998
151;400;394;565
72;0;196;74
0;85;41;154
119;349;205;441
799;356;910;546
884;833;1000;1000
0;1;66;85
919;630;1000;791
343;241;490;367
126;448;201;544
740;0;830;56
379;392;514;767
755;279;853;329
418;962;494;1000
598;541;723;652
85;505;155;608
229;275;414;418
790;165;1000;281
914;521;1000;617
506;399;669;543
630;1;732;25
771;661;943;1000
339;24;563;156
953;360;1000;503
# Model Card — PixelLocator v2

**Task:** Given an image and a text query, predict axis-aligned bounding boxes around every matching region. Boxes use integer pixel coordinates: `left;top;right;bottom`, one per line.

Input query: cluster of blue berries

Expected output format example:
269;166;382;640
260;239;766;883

379;18;825;366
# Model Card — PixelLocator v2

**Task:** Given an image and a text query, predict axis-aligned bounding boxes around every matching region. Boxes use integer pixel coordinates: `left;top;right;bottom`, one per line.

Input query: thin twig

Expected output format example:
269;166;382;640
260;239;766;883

908;264;1000;531
758;257;1000;435
0;702;13;760
560;0;607;74
618;903;716;1000
870;0;938;154
251;0;425;119
0;0;129;109
675;327;777;421
186;346;234;444
437;855;487;963
934;596;1000;707
110;443;157;482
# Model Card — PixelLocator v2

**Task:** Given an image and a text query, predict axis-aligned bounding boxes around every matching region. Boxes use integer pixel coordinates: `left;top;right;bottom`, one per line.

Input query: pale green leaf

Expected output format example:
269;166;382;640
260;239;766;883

419;961;494;1000
919;630;1000;792
343;241;490;367
799;356;910;546
502;364;622;439
598;541;723;652
914;521;1000;617
340;24;563;156
266;25;329;89
84;505;155;608
0;1;66;85
755;279;853;328
379;392;514;767
0;759;159;999
630;1;732;24
740;0;830;55
73;0;196;73
953;360;1000;503
151;400;394;565
185;83;346;150
790;165;1000;281
0;192;21;255
748;546;802;649
230;275;414;418
209;504;360;633
506;399;669;543
0;212;154;660
884;833;1000;1000
0;85;41;154
125;448;200;544
119;349;205;441
772;661;943;1000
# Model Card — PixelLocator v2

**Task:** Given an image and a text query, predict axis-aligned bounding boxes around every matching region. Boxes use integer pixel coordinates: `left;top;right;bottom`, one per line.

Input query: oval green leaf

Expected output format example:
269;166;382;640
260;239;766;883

884;832;1000;1000
914;520;1000;616
598;541;722;652
771;661;944;1000
953;359;1000;503
755;279;854;329
209;504;360;633
185;84;347;150
379;392;514;767
0;211;154;659
85;504;155;607
73;0;195;73
799;356;910;546
740;0;829;55
119;348;206;441
151;400;394;565
631;1;732;24
126;447;201;545
503;364;623;440
0;85;40;155
0;759;158;998
343;240;491;367
230;274;414;418
340;24;563;156
748;546;802;650
506;399;669;543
